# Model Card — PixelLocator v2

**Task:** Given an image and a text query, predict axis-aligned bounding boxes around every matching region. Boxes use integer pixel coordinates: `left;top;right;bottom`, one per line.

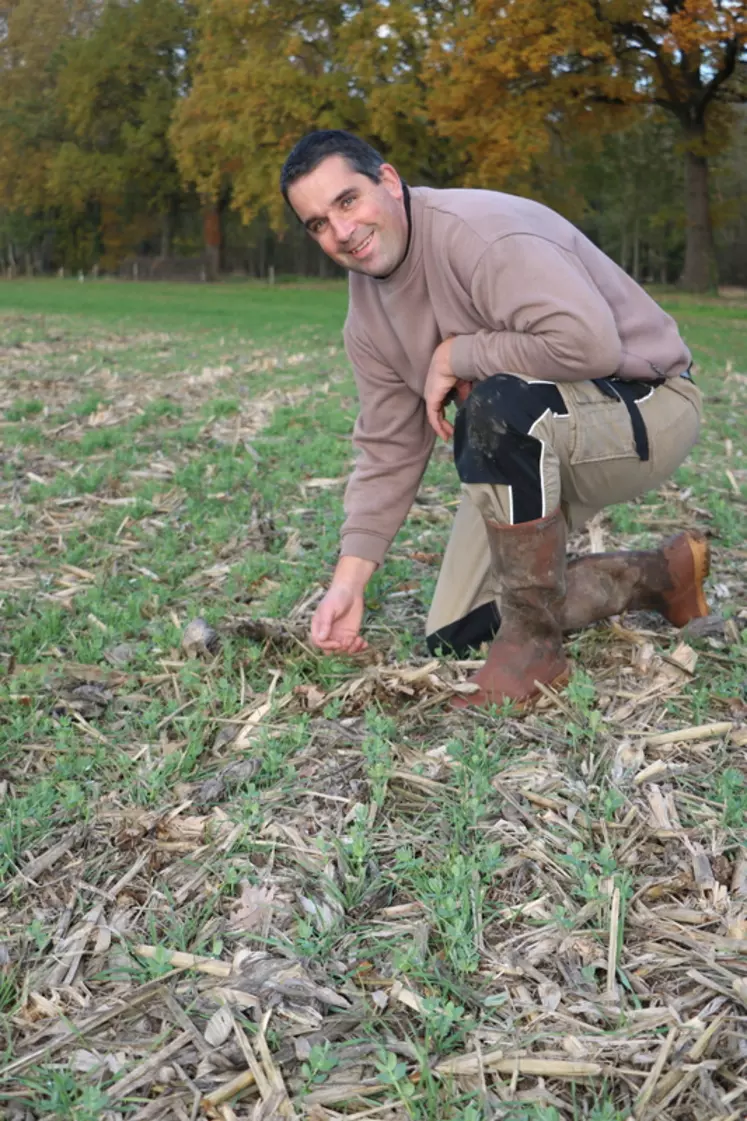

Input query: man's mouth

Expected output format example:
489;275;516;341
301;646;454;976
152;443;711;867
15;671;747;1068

349;232;374;257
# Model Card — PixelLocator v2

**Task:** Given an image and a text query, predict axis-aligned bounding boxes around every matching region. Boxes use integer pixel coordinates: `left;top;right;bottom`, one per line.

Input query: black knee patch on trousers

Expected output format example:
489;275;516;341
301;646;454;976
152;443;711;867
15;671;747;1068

454;375;568;523
426;600;501;657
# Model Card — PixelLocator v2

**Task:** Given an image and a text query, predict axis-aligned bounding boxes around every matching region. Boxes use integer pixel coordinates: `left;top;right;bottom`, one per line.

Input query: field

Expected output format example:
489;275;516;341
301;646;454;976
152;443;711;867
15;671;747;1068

1;278;746;1121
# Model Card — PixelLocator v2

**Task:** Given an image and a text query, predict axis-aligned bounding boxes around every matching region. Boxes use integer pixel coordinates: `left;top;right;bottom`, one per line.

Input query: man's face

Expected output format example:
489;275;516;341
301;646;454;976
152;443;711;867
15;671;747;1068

287;154;408;278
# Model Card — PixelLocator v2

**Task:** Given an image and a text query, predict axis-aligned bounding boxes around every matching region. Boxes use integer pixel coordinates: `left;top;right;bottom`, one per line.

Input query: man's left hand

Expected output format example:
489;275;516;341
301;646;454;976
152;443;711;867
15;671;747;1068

424;338;467;440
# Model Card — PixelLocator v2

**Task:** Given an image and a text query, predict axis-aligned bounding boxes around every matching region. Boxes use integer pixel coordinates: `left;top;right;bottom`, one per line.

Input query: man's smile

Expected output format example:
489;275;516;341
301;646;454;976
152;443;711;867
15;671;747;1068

348;231;374;257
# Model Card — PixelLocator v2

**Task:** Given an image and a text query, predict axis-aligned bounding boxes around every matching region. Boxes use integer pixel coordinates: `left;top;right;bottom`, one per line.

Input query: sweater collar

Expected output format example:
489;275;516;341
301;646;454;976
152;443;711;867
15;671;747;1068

373;184;423;291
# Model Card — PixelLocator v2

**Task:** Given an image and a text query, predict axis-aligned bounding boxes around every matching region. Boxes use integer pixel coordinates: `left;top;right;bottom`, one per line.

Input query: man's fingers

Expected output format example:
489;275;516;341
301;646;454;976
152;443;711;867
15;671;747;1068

456;381;471;404
310;588;365;654
427;401;453;441
426;399;443;436
317;638;362;655
311;614;331;642
316;639;342;652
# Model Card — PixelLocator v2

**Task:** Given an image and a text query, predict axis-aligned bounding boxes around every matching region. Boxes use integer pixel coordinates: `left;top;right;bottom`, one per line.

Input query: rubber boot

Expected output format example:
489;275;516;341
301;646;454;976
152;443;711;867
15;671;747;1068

452;507;569;710
561;530;710;631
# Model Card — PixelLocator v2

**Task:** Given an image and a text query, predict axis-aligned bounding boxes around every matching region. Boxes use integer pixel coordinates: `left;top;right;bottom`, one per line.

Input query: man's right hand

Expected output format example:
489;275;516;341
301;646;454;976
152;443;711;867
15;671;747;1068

311;585;367;653
310;556;377;654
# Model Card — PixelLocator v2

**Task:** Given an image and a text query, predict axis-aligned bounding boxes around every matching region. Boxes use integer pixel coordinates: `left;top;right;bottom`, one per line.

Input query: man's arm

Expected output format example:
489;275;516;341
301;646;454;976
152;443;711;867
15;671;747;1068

309;326;435;653
340;325;436;565
449;234;623;384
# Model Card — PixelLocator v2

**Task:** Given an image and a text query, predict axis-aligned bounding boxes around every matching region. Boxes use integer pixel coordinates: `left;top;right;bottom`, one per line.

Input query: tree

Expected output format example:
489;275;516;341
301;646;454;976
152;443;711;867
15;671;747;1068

0;0;89;215
51;0;193;268
428;0;747;291
170;0;457;232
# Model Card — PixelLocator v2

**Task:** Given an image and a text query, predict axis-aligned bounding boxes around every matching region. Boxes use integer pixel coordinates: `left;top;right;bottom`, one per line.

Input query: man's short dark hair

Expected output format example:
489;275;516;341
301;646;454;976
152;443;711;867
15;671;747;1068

280;130;385;205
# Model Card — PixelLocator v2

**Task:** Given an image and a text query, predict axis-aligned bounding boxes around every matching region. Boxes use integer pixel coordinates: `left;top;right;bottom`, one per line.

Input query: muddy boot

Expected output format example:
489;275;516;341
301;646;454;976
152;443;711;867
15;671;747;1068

452;507;569;710
562;530;710;631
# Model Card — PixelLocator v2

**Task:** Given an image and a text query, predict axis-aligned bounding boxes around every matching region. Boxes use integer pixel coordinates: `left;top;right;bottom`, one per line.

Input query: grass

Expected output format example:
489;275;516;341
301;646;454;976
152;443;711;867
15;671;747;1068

0;277;745;1121
0;275;349;337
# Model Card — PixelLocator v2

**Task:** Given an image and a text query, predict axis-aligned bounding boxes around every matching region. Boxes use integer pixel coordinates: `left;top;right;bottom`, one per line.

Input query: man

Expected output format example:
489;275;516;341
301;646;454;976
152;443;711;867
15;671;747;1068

280;130;709;708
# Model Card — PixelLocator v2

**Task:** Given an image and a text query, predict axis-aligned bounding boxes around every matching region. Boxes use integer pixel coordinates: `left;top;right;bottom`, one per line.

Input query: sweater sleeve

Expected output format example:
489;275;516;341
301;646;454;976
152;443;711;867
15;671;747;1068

450;234;623;383
340;325;436;566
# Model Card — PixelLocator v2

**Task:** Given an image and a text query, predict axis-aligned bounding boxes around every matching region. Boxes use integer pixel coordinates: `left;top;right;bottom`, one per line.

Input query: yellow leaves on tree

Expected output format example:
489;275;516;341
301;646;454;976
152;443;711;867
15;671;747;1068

170;0;447;228
427;0;747;289
51;0;189;218
0;0;88;212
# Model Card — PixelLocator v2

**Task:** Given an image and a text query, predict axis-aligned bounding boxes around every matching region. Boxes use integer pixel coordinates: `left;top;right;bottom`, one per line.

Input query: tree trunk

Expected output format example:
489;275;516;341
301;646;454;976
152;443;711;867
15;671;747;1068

680;146;718;292
203;202;222;281
160;211;174;258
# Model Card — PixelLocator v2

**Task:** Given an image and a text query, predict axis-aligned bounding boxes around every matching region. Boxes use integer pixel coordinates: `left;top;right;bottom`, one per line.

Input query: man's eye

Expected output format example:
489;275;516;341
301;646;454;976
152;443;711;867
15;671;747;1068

341;196;355;209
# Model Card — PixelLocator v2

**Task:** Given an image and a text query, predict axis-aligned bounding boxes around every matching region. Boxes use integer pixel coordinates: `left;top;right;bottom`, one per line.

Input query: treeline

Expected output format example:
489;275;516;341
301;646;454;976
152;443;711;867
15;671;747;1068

0;1;745;290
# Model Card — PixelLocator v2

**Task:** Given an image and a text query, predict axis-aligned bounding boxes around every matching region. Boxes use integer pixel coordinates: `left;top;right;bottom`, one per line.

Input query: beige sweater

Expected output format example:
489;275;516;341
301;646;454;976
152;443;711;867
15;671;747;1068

341;187;691;564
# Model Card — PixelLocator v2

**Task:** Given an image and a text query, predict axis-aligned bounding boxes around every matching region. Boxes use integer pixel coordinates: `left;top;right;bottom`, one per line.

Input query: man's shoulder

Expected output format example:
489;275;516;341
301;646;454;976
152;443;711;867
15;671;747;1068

412;186;573;248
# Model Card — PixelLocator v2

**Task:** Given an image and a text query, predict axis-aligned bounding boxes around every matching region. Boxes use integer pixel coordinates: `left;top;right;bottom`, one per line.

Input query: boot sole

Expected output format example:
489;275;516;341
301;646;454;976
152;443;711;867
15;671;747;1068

663;532;711;627
450;668;570;713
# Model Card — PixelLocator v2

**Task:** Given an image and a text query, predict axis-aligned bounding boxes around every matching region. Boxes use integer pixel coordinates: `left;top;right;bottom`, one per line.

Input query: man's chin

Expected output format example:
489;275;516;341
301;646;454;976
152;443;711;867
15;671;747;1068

345;252;404;280
343;255;379;276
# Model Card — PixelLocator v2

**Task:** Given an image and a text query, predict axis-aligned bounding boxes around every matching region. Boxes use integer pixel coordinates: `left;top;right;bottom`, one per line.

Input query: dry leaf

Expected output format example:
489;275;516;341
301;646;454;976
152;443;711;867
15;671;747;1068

195;758;261;806
612;740;645;780
70;1049;103;1074
294;683;327;709
726;916;747;940
634;641;656;675
667;641;698;674
689;844;716;889
562;1035;587;1058
647;785;681;831
300;895;339;932
204;1005;234;1047
538;980;562;1012
731;858;747;898
587;512;606;553
182;617;219;657
229;881;275;934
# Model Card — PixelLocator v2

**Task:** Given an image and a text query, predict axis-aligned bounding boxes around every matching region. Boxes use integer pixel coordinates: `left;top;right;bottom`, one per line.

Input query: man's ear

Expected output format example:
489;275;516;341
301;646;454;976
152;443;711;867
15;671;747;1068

378;163;404;199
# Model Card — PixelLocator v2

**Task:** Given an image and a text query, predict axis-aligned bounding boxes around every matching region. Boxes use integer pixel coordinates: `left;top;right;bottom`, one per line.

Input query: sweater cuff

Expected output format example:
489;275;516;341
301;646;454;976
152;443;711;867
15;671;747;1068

450;334;480;381
340;531;390;566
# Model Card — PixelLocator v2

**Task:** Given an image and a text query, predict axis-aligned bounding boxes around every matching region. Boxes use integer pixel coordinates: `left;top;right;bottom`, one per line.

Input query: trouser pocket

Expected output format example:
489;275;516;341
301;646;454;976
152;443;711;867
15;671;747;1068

565;381;642;465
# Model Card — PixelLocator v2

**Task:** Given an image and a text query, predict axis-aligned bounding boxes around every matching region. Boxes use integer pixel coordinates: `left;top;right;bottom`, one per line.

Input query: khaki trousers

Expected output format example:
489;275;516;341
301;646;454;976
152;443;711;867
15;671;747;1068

426;373;703;642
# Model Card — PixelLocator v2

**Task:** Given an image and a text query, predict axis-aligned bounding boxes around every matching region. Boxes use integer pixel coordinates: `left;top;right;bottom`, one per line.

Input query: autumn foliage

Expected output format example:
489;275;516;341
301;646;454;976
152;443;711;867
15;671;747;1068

0;0;745;289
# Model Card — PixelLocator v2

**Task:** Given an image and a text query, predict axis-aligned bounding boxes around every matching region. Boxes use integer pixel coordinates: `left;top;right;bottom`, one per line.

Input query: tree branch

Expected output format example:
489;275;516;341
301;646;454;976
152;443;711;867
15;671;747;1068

698;36;740;115
616;21;687;108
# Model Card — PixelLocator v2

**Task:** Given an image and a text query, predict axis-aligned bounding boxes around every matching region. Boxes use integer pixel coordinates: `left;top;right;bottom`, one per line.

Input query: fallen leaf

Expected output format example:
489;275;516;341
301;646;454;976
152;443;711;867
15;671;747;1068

611;740;645;781
229;881;275;933
204;1005;234;1047
538;980;562;1012
294;683;327;709
732;858;747;898
195;759;261;806
182;617;219;657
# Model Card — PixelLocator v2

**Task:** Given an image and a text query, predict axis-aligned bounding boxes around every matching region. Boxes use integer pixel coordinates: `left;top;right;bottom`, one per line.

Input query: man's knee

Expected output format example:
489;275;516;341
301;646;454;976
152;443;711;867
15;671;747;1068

462;375;532;442
454;374;567;486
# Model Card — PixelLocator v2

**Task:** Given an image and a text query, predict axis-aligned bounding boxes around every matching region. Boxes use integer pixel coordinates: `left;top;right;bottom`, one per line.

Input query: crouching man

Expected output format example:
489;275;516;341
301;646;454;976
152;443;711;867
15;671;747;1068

280;130;709;708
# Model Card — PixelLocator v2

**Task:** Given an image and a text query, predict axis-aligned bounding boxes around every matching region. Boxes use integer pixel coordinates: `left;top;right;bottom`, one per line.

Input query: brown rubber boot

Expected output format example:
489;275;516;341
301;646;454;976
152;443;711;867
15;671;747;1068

561;530;710;631
452;507;569;710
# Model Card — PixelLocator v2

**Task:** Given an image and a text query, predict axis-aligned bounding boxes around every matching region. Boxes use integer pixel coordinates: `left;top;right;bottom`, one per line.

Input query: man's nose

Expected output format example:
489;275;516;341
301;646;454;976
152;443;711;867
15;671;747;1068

329;214;356;244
